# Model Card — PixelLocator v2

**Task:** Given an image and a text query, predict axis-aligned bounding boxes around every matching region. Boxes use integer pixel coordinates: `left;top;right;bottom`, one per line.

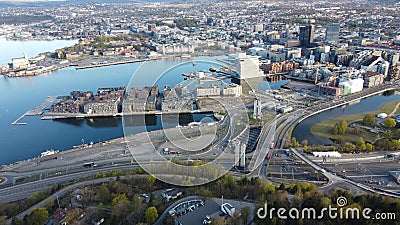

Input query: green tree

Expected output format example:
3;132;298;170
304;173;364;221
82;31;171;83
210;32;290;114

339;120;348;134
112;194;130;222
111;194;128;208
98;183;111;203
145;206;158;224
147;175;156;186
343;143;356;153
354;124;361;135
44;199;55;212
333;120;347;135
131;194;146;223
382;131;392;139
366;143;373;152
333;124;340;134
356;137;366;152
25;208;48;225
363;114;376;127
291;137;299;148
391;140;400;149
264;183;276;194
301;140;309;152
384;118;397;128
65;209;79;225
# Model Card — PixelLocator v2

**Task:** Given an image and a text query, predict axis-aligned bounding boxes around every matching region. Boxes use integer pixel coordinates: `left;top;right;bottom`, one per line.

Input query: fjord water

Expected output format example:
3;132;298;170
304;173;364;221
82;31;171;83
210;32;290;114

0;57;219;165
0;37;78;65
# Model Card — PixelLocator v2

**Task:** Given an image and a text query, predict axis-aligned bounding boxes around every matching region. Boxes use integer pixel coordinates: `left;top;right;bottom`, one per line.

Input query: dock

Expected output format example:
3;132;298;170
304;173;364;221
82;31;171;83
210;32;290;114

75;59;151;70
11;96;58;125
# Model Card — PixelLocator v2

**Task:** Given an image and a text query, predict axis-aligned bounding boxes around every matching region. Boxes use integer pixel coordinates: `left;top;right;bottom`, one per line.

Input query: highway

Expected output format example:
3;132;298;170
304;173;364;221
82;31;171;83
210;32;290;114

0;164;138;203
291;148;400;198
1;82;399;205
250;82;400;181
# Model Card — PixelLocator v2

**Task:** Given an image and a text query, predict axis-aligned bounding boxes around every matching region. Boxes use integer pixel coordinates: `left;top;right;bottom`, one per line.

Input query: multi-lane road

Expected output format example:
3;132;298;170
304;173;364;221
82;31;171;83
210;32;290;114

1;83;399;203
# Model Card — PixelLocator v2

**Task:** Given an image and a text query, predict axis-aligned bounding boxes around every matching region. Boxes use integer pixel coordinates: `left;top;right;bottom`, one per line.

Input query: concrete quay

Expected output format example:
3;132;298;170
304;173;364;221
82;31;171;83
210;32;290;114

11;96;58;125
40;110;214;120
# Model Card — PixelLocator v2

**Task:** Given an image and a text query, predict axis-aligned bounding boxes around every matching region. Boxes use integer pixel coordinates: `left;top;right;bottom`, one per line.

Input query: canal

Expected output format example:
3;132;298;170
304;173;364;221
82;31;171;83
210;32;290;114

292;91;400;145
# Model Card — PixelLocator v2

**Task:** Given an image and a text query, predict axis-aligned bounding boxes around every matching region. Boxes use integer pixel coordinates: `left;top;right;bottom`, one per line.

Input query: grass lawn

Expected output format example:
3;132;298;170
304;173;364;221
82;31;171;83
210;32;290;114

311;100;400;143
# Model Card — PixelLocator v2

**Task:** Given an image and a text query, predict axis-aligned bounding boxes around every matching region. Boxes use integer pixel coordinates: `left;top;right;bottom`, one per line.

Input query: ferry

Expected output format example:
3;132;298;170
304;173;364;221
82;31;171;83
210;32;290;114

39;149;59;158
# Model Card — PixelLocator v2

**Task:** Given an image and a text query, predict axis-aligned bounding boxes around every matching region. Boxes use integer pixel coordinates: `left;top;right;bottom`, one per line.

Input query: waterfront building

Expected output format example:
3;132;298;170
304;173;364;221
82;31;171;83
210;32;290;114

261;61;300;74
84;98;120;114
196;85;221;97
95;87;126;101
338;78;364;95
11;53;30;70
124;86;159;112
162;44;195;55
235;53;263;79
318;83;344;96
162;85;192;112
221;83;242;97
362;71;385;88
50;99;82;113
70;91;93;101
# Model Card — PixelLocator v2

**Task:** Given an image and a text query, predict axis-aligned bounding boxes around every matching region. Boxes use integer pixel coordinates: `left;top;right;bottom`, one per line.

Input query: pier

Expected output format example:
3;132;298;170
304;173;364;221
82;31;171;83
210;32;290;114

75;59;151;70
11;96;58;125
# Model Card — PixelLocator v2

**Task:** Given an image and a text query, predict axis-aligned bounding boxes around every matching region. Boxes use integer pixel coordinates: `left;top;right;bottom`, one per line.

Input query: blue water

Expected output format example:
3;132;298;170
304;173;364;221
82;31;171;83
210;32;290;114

0;37;78;65
292;92;400;145
0;57;223;165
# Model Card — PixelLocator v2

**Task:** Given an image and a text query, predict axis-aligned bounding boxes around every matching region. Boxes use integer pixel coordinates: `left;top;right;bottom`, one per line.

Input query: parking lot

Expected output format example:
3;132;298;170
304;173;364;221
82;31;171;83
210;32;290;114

175;198;255;225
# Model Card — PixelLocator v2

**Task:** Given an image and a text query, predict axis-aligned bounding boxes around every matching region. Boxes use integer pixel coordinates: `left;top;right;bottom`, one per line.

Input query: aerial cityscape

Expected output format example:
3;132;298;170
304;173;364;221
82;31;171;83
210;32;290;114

0;0;400;224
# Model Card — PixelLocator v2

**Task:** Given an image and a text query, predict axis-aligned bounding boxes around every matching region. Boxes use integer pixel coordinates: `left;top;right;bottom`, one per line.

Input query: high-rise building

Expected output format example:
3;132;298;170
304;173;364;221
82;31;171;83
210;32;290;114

299;25;315;47
235;53;263;79
325;24;340;43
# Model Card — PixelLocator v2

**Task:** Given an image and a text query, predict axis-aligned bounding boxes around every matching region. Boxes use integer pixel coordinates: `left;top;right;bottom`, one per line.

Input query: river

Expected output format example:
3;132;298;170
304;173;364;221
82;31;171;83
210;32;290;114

292;91;400;145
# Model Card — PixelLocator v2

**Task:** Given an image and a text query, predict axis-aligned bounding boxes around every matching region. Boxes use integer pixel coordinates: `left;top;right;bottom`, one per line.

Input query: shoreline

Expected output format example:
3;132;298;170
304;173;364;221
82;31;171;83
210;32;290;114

40;110;215;120
1;54;202;77
290;86;399;145
310;99;400;143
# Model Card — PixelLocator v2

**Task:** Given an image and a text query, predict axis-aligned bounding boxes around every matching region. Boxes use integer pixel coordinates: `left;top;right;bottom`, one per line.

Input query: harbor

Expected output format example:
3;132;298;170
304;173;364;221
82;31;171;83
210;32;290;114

74;58;152;70
11;96;58;125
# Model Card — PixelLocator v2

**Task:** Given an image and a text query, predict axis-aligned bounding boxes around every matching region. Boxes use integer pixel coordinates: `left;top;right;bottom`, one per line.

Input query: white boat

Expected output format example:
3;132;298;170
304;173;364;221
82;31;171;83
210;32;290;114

39;149;59;158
